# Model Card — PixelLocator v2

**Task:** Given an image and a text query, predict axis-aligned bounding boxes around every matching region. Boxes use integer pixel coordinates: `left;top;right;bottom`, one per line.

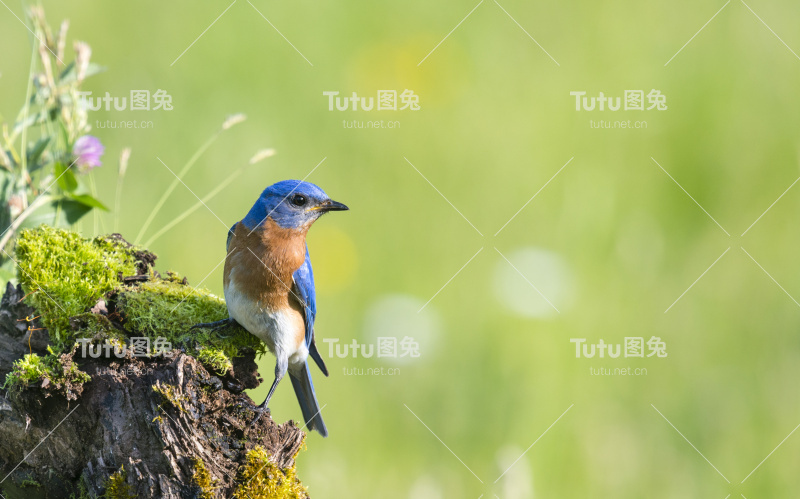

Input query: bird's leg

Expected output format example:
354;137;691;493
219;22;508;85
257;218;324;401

252;355;287;425
190;317;237;333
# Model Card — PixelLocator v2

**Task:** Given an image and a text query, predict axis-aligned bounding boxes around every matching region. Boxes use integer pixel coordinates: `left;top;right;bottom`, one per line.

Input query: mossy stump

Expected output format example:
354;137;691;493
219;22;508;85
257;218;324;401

0;227;310;499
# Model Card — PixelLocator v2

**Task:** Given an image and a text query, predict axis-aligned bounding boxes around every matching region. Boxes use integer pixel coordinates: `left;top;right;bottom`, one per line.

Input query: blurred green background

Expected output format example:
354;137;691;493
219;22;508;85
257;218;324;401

3;0;800;497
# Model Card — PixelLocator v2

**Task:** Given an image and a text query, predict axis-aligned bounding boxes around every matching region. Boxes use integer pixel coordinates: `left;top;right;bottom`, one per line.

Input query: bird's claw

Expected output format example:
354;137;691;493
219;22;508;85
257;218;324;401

251;404;271;426
190;318;235;333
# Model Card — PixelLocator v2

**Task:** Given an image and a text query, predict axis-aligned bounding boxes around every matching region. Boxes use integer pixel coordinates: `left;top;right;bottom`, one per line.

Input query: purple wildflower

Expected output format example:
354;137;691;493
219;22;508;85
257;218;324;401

72;135;104;172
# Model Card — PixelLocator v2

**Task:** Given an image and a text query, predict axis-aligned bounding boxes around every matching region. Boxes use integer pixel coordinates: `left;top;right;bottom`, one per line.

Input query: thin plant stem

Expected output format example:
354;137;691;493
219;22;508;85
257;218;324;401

114;173;125;233
114;148;130;233
134;129;226;244
144;168;242;247
88;175;104;234
18;34;39;207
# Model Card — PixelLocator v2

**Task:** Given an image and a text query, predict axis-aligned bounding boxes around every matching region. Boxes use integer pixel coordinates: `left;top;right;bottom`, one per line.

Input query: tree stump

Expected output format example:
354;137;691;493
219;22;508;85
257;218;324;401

0;283;308;498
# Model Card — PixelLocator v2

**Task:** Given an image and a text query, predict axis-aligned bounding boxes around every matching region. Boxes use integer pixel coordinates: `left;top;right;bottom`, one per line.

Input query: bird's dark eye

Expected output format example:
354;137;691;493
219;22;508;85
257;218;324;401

290;194;307;207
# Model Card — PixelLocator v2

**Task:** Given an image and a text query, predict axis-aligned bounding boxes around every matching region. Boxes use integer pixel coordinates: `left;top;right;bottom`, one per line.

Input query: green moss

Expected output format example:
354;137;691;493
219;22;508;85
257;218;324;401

232;447;308;499
192;458;219;499
152;381;187;413
15;226;138;348
119;277;224;334
7;226;266;400
2;349;90;399
69;312;126;342
2;353;49;388
103;466;134;499
197;347;233;376
116;277;264;359
20;477;42;488
12;226;265;360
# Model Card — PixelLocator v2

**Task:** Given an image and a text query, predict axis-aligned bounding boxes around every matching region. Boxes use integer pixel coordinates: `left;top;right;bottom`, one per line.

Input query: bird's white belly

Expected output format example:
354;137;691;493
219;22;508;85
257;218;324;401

224;278;308;366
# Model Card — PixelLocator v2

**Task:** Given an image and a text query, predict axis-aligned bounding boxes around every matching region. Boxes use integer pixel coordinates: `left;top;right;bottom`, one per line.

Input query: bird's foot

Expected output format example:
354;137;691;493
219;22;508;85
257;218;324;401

251;403;271;426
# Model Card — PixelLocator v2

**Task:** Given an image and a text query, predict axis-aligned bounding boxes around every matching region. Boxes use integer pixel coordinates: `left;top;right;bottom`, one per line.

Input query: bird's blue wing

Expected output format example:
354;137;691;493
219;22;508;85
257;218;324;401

292;246;329;376
292;246;317;347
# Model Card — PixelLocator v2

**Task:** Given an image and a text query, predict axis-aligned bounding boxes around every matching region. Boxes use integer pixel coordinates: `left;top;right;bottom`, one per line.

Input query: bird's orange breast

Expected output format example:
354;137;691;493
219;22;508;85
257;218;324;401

223;219;308;311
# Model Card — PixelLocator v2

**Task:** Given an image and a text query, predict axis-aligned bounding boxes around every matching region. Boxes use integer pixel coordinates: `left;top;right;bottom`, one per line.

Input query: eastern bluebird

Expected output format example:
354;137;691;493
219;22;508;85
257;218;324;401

193;180;348;437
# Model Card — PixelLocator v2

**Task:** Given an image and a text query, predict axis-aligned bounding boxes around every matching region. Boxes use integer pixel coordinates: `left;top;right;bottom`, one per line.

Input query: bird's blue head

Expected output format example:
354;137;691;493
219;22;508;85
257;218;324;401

241;180;348;230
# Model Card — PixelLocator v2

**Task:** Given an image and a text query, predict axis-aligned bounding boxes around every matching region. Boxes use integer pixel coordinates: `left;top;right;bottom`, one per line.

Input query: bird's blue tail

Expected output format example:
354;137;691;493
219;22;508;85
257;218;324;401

290;362;328;437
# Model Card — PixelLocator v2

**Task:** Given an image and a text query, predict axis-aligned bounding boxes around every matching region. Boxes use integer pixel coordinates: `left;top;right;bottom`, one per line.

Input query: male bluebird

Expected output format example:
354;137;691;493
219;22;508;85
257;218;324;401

193;180;348;437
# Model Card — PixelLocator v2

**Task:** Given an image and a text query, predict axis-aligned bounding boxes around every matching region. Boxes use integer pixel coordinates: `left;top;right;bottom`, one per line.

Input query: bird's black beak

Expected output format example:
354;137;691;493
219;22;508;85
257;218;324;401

315;199;349;212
